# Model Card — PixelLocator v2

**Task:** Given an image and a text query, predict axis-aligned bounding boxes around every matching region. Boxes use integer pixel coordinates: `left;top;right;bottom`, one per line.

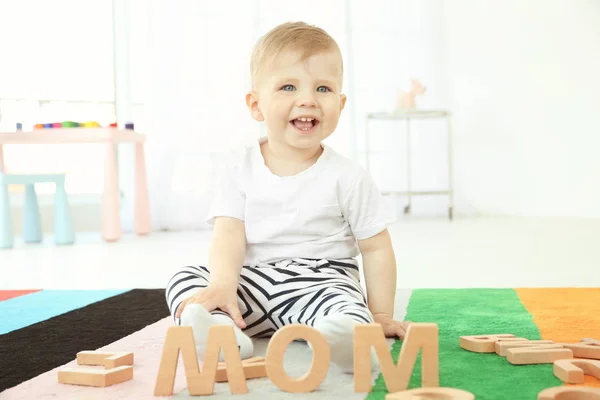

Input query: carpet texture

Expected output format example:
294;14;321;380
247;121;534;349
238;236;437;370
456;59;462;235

0;289;128;334
1;288;599;399
367;288;600;400
0;289;169;392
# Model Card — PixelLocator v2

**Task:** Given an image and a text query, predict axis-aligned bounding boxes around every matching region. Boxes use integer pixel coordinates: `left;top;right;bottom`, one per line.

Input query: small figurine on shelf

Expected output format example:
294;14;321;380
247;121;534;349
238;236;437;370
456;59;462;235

395;79;426;112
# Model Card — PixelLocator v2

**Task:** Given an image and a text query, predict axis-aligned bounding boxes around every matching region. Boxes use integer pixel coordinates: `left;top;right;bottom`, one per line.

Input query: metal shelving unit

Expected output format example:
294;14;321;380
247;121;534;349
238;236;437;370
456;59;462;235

365;109;454;220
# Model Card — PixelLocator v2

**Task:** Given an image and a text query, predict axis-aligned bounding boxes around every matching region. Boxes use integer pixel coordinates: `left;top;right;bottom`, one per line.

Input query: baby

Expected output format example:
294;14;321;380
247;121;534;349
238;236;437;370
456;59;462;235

165;21;409;373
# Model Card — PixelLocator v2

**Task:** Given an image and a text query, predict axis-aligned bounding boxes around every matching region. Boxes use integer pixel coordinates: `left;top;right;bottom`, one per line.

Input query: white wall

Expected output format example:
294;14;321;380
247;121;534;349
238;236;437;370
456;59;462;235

442;0;600;218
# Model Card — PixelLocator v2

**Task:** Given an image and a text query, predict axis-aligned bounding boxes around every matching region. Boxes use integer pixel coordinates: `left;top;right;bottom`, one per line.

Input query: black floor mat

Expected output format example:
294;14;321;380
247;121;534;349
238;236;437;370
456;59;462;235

0;289;169;393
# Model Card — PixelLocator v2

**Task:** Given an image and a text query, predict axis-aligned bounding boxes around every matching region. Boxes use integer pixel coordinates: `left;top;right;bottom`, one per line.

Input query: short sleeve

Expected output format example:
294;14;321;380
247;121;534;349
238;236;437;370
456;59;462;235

342;168;393;240
206;153;246;225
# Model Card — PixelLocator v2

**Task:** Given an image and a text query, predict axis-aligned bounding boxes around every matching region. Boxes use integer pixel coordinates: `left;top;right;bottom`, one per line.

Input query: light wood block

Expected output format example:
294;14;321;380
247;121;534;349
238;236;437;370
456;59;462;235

557;343;600;359
58;365;132;387
386;387;475;399
153;325;247;396
460;334;528;353
582;339;600;346
76;351;134;369
216;357;266;383
495;340;555;356
507;346;573;365
266;324;330;393
554;359;600;384
355;323;438;393
537;386;600;400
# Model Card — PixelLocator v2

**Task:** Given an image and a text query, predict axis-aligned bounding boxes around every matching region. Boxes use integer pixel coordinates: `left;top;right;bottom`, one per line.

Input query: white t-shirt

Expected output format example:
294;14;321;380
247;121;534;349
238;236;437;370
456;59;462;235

207;137;393;266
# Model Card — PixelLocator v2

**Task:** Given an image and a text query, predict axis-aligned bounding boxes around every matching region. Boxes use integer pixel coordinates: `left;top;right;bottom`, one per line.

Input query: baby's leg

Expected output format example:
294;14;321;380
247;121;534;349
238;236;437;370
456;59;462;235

276;259;376;373
165;265;253;360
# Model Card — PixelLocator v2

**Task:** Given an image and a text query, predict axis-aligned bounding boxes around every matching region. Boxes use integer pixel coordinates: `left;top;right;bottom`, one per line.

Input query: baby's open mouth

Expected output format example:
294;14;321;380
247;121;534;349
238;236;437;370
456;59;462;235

290;117;319;132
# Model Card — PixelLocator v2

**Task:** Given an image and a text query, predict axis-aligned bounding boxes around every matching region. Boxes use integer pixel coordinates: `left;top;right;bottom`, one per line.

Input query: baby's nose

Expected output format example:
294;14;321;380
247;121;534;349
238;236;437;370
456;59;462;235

296;93;317;107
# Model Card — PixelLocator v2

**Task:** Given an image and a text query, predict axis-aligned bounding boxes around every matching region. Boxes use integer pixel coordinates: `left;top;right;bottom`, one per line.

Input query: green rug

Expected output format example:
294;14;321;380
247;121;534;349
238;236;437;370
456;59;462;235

368;289;564;400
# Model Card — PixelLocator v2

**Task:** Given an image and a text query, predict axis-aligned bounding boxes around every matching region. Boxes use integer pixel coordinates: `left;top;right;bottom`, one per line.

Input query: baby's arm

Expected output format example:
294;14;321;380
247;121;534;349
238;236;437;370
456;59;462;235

175;216;247;328
208;216;246;289
359;229;410;338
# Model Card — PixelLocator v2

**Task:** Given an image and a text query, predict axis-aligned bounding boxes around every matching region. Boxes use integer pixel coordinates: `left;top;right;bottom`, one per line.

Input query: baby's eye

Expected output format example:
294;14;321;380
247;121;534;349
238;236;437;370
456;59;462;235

317;86;331;93
281;84;295;91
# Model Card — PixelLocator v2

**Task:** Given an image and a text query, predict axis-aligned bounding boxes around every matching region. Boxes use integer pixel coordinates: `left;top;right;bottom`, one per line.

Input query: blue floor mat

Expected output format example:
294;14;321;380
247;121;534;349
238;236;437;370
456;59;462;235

0;289;129;334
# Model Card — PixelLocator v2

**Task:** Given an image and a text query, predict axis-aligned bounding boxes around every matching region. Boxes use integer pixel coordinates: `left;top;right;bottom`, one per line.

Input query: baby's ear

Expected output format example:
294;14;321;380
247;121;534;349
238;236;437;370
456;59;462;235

245;91;264;122
340;94;347;112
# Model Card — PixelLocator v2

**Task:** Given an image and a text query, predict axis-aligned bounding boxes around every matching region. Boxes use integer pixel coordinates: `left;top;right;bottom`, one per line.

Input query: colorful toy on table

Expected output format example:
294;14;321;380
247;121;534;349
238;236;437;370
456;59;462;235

27;121;133;130
32;121;103;129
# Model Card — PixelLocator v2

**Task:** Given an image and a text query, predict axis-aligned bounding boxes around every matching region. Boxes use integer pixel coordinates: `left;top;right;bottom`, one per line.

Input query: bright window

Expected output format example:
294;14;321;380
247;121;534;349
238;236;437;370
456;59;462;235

0;0;115;195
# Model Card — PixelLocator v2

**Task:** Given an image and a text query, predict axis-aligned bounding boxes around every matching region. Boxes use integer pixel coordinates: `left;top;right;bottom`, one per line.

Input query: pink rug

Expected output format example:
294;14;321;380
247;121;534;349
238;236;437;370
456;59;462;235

1;317;187;399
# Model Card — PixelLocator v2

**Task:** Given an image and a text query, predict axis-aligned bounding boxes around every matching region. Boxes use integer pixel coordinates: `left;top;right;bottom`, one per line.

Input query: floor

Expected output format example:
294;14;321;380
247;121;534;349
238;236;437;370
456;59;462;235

1;215;599;290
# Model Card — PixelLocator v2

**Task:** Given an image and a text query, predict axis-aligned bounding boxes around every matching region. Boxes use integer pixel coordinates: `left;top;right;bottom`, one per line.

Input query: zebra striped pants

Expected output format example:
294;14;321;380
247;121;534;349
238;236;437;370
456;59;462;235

165;258;374;338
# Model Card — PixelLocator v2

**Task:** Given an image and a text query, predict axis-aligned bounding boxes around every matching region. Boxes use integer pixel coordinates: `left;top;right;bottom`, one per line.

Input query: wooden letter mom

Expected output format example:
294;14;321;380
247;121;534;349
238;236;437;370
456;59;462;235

154;322;439;396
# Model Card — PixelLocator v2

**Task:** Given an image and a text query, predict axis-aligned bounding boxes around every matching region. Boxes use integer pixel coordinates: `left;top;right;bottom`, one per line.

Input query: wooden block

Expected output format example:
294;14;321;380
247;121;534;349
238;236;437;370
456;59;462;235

266;324;330;393
153;325;247;396
581;338;600;346
58;365;133;387
386;387;475;399
557;342;600;359
553;359;600;384
460;334;529;353
76;351;134;369
495;340;555;356
537;386;600;400
216;357;266;383
507;346;573;365
355;322;438;393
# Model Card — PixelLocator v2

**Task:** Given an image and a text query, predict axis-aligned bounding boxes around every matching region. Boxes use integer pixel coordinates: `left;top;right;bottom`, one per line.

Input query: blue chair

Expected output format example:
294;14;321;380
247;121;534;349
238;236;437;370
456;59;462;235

0;174;74;249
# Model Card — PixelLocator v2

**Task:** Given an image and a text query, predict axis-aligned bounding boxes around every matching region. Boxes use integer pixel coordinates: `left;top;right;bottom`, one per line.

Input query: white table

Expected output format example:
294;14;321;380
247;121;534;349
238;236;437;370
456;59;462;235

365;110;454;220
0;128;151;241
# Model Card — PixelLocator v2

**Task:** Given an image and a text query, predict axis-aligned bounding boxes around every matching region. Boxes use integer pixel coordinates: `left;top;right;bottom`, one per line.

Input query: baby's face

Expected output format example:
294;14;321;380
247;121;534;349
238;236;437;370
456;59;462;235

249;49;346;151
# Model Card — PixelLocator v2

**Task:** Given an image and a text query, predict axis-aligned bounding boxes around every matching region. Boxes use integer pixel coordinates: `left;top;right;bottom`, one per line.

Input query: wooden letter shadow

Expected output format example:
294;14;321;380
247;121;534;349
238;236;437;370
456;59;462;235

354;322;439;393
58;350;134;387
554;359;600;384
538;386;600;400
265;324;330;393
386;387;475;399
154;325;246;396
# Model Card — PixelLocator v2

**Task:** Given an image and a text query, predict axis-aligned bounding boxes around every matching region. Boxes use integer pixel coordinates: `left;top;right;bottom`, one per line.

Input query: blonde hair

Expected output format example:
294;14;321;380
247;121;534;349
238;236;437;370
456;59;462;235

250;21;343;88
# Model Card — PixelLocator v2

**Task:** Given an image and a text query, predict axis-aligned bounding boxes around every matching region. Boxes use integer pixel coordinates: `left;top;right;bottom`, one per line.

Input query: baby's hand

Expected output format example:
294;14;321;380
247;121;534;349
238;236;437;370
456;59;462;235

372;313;411;339
175;284;246;329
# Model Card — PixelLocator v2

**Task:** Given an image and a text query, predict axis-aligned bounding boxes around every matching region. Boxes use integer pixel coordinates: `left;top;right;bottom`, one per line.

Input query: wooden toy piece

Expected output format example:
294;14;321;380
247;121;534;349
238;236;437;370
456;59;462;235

537;386;600;400
386;387;475;399
553;359;600;384
495;340;555;356
153;325;247;396
76;351;134;369
355;322;439;393
558;342;600;359
58;365;132;387
582;338;600;346
506;346;573;365
396;79;427;110
265;324;330;393
215;356;266;383
460;333;528;353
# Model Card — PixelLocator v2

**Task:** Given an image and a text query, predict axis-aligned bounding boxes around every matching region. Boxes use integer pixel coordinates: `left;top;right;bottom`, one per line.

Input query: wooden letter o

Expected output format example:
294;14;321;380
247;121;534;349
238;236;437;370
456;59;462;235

538;386;600;400
386;387;475;399
266;324;330;393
